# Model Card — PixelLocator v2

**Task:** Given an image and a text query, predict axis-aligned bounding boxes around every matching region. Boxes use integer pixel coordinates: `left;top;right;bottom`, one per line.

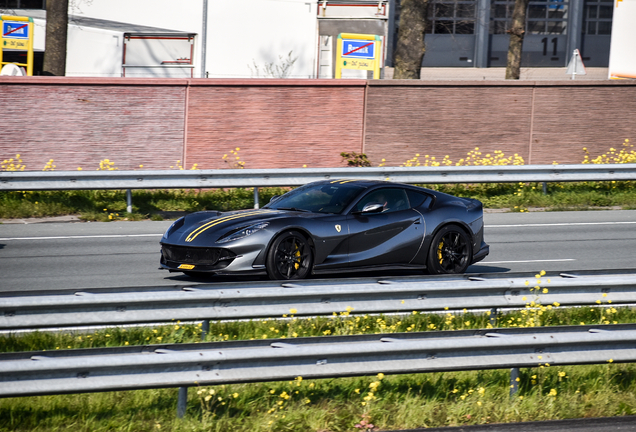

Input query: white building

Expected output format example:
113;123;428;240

1;0;391;78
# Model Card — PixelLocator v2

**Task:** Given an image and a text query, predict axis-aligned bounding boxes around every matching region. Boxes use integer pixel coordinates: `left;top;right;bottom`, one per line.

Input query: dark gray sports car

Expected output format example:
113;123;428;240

160;179;489;280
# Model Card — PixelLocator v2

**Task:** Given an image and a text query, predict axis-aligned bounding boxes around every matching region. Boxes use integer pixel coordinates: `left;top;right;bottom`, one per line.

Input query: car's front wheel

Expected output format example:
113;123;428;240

266;231;313;280
427;225;472;274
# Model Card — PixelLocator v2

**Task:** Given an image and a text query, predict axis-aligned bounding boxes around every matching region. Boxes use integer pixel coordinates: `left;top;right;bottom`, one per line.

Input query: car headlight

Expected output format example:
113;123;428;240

217;222;269;243
163;217;185;239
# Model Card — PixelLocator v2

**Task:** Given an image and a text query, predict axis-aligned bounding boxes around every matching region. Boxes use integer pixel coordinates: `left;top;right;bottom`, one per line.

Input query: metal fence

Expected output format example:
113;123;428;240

2;272;634;330
2;323;635;398
3;164;634;211
3;272;636;417
2;164;636;191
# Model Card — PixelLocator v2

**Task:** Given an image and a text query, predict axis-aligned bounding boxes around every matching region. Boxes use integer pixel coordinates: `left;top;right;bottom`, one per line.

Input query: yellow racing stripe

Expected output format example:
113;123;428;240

185;210;276;243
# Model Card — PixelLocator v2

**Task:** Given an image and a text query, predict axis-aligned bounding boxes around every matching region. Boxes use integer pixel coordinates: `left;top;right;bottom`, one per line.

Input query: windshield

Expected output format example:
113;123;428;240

264;182;365;214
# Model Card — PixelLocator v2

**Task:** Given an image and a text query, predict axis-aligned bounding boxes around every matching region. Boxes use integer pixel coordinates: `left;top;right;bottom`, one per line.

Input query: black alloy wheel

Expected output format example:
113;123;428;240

266;231;313;280
427;225;472;274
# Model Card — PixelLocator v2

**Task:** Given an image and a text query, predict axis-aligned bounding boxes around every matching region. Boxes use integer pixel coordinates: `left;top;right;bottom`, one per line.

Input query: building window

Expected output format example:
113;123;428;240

583;0;613;35
0;0;45;8
490;0;568;34
426;0;477;34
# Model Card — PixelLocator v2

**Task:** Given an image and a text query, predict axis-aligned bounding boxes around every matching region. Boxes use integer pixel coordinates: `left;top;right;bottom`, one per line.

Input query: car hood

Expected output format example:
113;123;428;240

162;208;311;246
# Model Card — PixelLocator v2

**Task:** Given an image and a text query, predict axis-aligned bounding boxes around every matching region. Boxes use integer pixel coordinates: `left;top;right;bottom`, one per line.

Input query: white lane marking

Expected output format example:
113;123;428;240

2;221;633;240
487;221;636;228
0;234;162;241
481;259;576;264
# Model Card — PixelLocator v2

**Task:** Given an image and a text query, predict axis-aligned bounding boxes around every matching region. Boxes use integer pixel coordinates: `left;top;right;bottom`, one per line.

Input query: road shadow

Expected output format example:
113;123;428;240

163;272;264;284
467;264;510;273
0;243;5;250
162;265;512;285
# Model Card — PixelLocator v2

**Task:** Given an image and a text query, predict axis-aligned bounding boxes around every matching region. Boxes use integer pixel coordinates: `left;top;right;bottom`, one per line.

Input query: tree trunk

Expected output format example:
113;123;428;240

43;0;69;76
393;0;430;79
505;0;530;79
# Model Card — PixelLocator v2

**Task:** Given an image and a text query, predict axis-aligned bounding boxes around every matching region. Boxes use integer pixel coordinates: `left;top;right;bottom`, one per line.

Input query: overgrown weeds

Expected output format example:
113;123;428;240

2;305;636;431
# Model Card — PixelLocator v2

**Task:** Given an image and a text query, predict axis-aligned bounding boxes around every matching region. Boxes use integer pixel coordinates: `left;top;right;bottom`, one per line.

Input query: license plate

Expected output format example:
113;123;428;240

178;264;195;270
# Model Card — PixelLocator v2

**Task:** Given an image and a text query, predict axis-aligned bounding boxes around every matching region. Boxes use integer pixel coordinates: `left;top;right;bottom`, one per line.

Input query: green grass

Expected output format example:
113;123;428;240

1;304;634;431
0;188;289;221
3;365;636;431
1;181;636;221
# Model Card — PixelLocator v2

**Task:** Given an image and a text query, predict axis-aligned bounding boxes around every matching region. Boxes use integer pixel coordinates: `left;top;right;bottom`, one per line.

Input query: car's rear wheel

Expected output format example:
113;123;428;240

266;231;313;280
427;225;472;274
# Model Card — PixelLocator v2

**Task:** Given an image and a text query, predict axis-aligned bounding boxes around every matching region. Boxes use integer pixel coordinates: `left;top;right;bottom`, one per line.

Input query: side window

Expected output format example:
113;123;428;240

353;188;410;214
406;189;433;209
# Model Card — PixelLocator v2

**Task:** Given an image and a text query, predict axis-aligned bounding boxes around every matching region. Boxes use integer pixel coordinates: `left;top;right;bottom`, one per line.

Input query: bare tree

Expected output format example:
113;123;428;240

248;51;298;78
43;0;69;76
393;0;430;79
505;0;530;79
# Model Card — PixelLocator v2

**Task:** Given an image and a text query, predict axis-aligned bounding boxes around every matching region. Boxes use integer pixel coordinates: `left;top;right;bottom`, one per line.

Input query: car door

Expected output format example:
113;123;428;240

346;187;424;268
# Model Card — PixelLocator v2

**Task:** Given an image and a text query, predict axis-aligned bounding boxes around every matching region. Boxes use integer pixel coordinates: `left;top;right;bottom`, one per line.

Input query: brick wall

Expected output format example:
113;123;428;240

1;77;634;172
0;78;187;171
364;80;636;167
184;80;366;169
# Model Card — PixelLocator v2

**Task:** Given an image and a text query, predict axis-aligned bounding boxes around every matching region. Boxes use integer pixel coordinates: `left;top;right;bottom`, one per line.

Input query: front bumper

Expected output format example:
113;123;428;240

160;244;237;272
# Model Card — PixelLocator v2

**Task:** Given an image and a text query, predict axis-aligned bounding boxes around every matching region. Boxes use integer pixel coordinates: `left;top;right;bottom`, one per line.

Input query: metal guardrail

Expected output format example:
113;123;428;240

1;323;635;398
2;272;634;330
1;164;636;191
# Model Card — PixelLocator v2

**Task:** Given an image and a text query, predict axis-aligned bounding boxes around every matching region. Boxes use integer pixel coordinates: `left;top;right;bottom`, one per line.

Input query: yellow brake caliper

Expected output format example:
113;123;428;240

437;241;444;264
294;243;301;270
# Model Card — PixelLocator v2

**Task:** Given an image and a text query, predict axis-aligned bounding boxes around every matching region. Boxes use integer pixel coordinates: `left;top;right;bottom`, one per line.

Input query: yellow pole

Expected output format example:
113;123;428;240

335;34;343;79
26;17;33;76
0;16;4;68
373;37;381;79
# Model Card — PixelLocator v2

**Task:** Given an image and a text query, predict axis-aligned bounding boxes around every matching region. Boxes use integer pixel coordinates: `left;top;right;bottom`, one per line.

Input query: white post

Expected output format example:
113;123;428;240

126;189;132;213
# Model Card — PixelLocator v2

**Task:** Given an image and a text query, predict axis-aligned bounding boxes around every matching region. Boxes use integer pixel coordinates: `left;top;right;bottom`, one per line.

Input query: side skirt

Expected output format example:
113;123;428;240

312;264;426;275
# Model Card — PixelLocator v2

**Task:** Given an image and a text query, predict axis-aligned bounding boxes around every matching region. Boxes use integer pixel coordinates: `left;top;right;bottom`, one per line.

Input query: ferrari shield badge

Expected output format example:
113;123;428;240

335;224;341;233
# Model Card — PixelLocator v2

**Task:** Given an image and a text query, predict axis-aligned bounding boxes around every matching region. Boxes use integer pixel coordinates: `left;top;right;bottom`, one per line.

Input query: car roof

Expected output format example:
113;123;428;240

314;179;403;188
314;179;429;191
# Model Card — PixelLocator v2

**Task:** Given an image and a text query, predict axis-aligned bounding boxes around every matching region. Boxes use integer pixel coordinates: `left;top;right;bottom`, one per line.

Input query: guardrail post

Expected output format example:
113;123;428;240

201;319;210;341
542;182;547;195
177;386;188;418
254;187;259;209
126;189;133;213
489;307;498;327
509;367;520;397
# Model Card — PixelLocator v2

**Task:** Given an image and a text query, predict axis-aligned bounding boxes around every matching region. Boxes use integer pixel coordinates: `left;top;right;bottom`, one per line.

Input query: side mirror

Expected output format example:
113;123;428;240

360;202;385;214
269;195;281;203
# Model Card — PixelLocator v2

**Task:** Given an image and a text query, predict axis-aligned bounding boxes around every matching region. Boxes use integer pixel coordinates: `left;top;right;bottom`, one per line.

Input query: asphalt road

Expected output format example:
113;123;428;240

1;210;636;292
401;415;636;431
2;211;636;432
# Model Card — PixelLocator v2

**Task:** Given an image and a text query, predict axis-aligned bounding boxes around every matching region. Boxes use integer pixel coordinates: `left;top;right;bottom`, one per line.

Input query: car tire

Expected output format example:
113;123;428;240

266;231;313;280
426;225;472;275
